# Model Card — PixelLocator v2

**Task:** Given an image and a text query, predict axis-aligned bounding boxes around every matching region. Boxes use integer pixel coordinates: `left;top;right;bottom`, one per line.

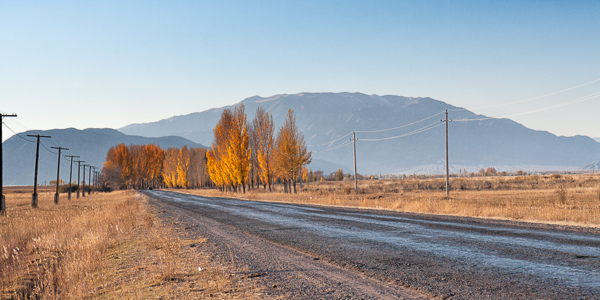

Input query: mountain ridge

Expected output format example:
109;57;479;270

119;92;600;175
3;128;201;186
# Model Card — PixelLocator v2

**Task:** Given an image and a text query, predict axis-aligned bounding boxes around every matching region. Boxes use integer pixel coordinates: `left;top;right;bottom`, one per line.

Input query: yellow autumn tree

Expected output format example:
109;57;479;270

176;146;190;188
223;103;251;193
252;106;275;191
207;109;234;191
274;109;312;193
162;148;179;188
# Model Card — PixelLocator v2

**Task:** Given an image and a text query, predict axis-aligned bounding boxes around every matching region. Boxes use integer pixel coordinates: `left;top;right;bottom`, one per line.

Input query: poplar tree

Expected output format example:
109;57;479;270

252;106;275;191
274;109;312;193
224;104;251;193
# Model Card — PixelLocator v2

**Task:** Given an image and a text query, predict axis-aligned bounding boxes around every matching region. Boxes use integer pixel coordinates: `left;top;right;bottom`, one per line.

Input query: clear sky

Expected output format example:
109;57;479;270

2;0;600;141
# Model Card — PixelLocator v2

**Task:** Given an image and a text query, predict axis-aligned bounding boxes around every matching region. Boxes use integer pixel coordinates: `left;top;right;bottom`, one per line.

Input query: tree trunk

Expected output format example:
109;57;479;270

293;180;297;194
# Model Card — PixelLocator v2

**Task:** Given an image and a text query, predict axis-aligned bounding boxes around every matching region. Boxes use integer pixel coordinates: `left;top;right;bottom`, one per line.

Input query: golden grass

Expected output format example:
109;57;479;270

175;174;600;227
1;191;264;299
0;191;139;299
88;200;264;299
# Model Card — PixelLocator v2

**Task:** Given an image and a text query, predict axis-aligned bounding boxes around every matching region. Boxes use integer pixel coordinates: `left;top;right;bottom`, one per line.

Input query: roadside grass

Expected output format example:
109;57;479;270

174;174;600;227
1;190;262;299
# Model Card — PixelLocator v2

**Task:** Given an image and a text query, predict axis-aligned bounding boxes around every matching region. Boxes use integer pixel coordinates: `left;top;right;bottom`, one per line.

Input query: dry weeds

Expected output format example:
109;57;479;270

88;197;265;299
176;174;600;227
0;191;139;299
1;190;263;299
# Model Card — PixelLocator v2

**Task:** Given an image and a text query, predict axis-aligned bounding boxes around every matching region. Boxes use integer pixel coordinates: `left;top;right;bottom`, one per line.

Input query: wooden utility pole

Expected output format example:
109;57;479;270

51;146;68;204
82;164;89;197
90;167;95;194
75;160;85;198
66;155;79;200
27;134;51;208
94;169;98;193
351;131;358;192
441;110;452;198
1;113;17;214
88;166;93;195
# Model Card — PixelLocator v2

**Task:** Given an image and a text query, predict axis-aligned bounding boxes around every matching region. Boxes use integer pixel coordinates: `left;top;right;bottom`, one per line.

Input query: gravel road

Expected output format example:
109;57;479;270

145;190;600;299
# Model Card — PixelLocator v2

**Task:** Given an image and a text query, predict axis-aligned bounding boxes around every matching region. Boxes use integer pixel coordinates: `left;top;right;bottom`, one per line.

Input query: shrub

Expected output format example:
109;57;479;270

58;184;78;193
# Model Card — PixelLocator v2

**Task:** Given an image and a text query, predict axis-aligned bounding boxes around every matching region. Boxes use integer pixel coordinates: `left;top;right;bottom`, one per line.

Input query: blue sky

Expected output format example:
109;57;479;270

1;0;600;141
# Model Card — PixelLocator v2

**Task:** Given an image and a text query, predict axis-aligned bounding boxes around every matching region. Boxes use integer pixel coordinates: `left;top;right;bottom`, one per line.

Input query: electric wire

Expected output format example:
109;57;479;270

2;122;35;143
40;141;58;155
308;110;449;151
307;132;353;147
360;122;444;141
454;91;600;122
354;110;446;133
312;140;353;153
448;77;600;112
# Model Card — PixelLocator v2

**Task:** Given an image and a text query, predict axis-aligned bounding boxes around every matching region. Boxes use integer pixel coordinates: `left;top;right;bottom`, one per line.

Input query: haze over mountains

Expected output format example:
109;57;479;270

120;92;600;175
3;128;199;186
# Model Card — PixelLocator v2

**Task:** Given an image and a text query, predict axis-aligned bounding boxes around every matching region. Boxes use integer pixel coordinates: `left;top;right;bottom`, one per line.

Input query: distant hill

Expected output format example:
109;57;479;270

120;92;600;175
594;137;600;143
580;161;600;171
3;128;200;186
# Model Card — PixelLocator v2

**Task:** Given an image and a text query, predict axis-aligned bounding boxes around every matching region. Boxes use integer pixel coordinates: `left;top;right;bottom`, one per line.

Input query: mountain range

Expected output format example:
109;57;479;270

3;128;199;186
4;92;600;186
120;92;600;175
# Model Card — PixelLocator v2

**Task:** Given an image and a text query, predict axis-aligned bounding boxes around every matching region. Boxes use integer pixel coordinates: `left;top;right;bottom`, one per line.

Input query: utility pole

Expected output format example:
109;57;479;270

441;110;452;198
82;164;89;197
351;131;358;192
90;167;94;194
27;134;51;208
92;168;97;194
1;113;17;214
51;146;68;204
66;155;79;200
88;166;93;195
98;171;103;191
93;167;98;194
75;160;84;198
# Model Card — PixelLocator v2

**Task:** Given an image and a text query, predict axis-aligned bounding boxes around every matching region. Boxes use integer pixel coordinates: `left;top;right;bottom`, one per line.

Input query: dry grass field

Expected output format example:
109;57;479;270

177;173;600;227
0;190;262;299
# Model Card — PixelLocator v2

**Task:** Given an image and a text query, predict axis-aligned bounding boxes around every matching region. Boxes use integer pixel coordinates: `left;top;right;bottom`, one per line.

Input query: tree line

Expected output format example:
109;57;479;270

102;144;210;190
101;104;312;193
207;104;311;193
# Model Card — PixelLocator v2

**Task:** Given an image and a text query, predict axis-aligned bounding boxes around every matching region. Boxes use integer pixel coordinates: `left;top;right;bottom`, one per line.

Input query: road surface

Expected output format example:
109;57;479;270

145;190;600;299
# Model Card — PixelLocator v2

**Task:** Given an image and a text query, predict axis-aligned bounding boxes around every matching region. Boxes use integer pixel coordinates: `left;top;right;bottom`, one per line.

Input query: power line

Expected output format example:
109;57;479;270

308;110;449;150
307;132;353;147
2;123;35;142
312;140;353;153
360;122;444;142
355;110;446;133
449;77;600;113
40;141;58;155
454;91;600;122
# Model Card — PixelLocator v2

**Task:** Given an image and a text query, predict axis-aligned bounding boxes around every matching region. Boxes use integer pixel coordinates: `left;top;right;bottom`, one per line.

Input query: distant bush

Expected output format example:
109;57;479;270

58;184;78;193
555;185;567;205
